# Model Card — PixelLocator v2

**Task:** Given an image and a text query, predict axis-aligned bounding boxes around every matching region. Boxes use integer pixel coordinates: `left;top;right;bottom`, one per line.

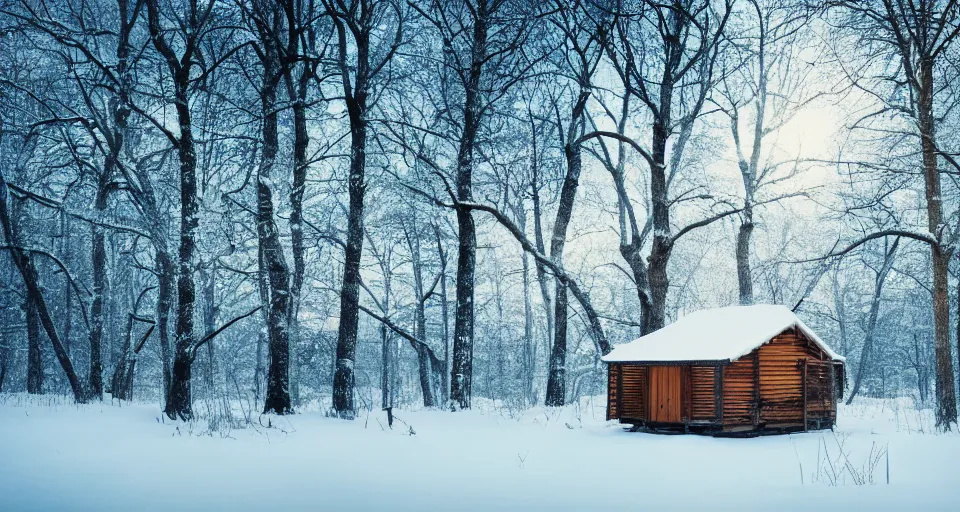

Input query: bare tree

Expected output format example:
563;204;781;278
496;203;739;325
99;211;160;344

409;0;539;410
846;237;899;403
592;0;733;332
543;0;609;407
831;0;960;429
714;0;819;305
325;0;404;418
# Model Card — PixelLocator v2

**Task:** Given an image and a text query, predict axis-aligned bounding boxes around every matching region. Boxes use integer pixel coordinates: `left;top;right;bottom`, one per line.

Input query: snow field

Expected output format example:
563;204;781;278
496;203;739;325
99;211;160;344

0;394;957;511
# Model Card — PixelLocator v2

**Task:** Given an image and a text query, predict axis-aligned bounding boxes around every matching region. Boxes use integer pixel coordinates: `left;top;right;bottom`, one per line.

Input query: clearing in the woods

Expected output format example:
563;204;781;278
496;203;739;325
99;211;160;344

0;394;957;511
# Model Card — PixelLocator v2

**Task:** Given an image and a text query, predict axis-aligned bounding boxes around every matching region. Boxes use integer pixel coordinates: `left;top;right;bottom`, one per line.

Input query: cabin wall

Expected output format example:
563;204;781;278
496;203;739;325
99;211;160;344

620;365;647;421
607;364;619;421
690;366;718;421
758;329;831;425
722;352;757;426
805;361;838;424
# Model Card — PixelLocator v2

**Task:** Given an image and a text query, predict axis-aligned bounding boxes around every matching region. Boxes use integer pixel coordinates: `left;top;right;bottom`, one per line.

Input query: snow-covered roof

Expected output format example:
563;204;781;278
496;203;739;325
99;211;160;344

601;304;844;363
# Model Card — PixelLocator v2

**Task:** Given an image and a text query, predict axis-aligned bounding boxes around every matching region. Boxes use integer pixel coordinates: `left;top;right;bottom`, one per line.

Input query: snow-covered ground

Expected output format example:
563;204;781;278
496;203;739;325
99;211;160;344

1;394;957;511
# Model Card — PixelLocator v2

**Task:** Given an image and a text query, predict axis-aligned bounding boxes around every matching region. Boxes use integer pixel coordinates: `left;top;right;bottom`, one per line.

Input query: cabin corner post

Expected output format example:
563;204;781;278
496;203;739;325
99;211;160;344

617;364;624;421
752;353;761;428
606;364;612;420
802;359;808;432
828;362;836;427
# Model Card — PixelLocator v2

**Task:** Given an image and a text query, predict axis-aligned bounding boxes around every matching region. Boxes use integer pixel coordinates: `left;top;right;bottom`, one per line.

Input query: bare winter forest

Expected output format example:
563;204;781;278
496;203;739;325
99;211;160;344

2;1;960;501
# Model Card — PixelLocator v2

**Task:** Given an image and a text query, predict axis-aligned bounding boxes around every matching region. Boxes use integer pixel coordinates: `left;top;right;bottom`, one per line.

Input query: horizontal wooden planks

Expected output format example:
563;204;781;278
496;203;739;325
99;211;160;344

723;353;756;425
620;365;647;421
759;329;836;423
758;332;805;422
690;366;716;420
805;361;837;420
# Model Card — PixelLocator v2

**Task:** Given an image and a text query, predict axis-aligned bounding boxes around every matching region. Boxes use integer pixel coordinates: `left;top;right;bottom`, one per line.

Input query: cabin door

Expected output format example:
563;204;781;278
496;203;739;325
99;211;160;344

648;366;682;423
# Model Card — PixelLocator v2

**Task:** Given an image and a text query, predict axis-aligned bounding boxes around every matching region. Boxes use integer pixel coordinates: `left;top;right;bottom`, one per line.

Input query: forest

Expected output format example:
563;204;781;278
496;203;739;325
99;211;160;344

1;0;959;443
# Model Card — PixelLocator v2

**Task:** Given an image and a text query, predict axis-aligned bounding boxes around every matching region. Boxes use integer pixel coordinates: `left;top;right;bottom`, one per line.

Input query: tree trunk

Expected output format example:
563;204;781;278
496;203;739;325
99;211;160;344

846;239;898;404
332;105;367;419
646;71;675;332
62;215;72;357
736;210;755;305
111;313;135;400
0;352;7;393
544;88;589;407
380;263;393;412
145;0;201;421
521;236;535;405
287;67;310;409
450;5;489;410
88;184;109;400
259;62;293;416
451;190;477;410
202;267;218;395
155;252;174;401
331;11;372;418
163;87;200;421
0;174;84;401
918;57;958;430
167;349;192;418
255;245;269;403
408;225;437;407
24;295;42;394
435;229;450;405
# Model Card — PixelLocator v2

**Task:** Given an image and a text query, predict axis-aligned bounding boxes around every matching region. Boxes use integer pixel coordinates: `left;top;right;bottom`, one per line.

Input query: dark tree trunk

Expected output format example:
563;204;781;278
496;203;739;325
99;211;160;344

450;4;489;411
435;228;450;405
259;58;293;416
24;295;42;394
917;57;958;429
155;252;174;400
287;66;310;408
163;88;200;420
145;0;203;421
62;216;72;357
0;173;85;402
255;245;269;403
736;210;755;305
0;353;7;393
88;184;109;400
167;349;192;418
544;87;590;407
408;225;437;407
111;317;129;399
331;6;375;418
380;261;393;412
332;98;367;418
202;267;218;394
647;81;673;332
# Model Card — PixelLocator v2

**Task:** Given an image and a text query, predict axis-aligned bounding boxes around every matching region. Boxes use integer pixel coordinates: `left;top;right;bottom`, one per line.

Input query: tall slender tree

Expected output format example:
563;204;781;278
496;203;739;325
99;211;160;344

326;0;404;418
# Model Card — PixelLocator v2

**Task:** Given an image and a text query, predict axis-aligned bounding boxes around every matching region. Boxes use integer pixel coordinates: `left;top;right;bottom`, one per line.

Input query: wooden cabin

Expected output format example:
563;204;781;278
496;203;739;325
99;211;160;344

602;305;844;435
